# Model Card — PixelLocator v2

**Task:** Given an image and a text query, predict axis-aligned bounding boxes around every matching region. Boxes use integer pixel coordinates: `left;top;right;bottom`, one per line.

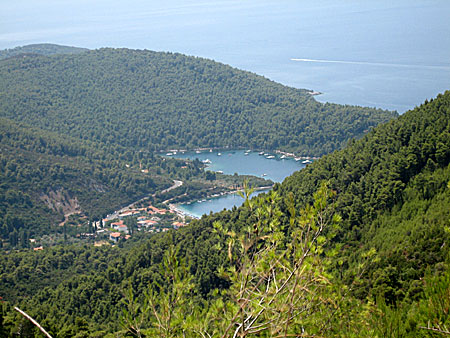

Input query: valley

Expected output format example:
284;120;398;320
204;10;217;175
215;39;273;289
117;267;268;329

0;44;448;337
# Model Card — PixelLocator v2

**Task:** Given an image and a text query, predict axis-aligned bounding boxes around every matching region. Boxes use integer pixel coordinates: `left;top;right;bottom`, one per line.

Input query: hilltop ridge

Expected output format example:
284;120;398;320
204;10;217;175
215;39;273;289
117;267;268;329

0;46;397;156
0;43;88;59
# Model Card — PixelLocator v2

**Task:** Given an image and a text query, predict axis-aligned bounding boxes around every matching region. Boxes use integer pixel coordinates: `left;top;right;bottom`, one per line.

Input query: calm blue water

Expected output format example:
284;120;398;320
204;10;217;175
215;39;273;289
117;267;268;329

172;149;306;218
172;150;305;183
177;189;269;219
1;0;449;113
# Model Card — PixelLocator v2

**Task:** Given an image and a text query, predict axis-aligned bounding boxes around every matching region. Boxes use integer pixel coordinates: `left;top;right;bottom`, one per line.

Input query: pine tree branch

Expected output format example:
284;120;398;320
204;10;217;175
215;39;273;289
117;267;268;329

419;325;450;335
14;307;53;338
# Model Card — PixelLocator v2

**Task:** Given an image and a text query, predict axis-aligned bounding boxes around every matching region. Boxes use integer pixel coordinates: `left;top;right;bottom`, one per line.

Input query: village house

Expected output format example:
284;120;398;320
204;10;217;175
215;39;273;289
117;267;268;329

116;224;129;234
111;220;124;229
111;220;129;234
147;206;171;215
172;221;186;229
118;210;140;219
109;232;121;243
137;219;157;228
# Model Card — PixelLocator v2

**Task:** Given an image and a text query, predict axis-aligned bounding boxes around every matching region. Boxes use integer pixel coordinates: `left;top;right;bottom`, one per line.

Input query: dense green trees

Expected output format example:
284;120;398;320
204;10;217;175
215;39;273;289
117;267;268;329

0;47;396;156
120;182;345;337
0;45;397;247
0;44;448;336
0;43;88;60
0;117;176;243
278;91;450;303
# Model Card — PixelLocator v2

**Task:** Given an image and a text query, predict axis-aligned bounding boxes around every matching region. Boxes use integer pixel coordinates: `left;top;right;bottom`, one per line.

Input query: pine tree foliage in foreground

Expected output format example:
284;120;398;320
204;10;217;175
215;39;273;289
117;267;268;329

121;182;361;337
0;93;449;337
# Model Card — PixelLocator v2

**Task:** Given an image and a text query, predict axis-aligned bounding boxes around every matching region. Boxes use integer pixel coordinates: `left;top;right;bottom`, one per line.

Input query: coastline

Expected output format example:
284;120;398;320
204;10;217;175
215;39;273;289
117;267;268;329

160;148;321;160
169;185;273;219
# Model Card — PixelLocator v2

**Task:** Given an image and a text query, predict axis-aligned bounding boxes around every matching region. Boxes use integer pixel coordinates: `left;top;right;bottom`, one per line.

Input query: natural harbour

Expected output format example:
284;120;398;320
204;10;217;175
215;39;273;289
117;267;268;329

167;149;309;218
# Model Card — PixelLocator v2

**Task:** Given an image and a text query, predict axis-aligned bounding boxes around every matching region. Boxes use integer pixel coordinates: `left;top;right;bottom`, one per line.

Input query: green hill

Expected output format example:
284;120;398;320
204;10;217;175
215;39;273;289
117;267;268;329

0;118;175;244
0;93;448;337
0;43;88;60
0;47;397;156
279;92;450;302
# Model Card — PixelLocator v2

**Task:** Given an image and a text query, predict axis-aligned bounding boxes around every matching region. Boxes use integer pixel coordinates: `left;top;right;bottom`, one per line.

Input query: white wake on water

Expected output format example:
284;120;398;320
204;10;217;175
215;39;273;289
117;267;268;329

291;58;450;70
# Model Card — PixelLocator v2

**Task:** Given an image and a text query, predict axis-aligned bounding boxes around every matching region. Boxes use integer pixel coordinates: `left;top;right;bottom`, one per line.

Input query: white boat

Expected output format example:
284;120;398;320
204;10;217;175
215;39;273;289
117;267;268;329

302;160;312;164
267;155;275;159
280;155;286;159
259;152;264;155
166;153;173;156
217;170;223;174
196;150;201;154
261;173;267;177
217;153;222;156
202;159;212;164
244;153;249;156
295;158;301;161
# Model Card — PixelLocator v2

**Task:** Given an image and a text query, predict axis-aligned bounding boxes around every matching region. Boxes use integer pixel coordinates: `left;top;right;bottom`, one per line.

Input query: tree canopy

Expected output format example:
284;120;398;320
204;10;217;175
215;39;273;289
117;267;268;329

0;92;448;337
0;47;397;156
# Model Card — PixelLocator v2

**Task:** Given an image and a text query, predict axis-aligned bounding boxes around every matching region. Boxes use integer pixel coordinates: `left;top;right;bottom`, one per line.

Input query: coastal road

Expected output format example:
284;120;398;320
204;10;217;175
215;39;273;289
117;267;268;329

104;180;184;221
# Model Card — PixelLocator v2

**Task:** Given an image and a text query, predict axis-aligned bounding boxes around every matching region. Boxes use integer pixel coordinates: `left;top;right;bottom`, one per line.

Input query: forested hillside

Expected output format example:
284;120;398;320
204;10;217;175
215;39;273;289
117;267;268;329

0;47;397;156
0;116;271;248
0;117;177;244
279;92;450;302
1;93;448;337
0;43;88;59
0;45;398;250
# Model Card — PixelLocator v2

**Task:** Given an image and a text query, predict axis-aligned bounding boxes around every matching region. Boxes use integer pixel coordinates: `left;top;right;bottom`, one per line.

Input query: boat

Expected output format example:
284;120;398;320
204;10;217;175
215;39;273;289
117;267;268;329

295;157;301;161
209;149;212;152
202;159;212;164
217;153;222;156
261;173;267;177
195;150;201;154
217;170;223;174
244;153;249;156
266;155;275;159
302;160;312;164
280;155;286;159
259;152;264;155
166;152;173;156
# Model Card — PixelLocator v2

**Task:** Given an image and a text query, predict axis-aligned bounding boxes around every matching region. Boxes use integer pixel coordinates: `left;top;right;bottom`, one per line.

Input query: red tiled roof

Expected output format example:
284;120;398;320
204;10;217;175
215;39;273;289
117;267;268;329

111;220;124;226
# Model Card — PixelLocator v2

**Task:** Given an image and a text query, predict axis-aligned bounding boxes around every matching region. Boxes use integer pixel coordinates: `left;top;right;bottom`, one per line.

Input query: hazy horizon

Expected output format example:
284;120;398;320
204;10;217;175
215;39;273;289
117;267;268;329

1;0;449;113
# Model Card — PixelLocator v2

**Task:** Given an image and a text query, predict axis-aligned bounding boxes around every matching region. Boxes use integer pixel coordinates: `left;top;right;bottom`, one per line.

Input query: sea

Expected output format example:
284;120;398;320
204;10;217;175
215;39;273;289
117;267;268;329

1;0;449;113
171;150;306;218
171;150;306;183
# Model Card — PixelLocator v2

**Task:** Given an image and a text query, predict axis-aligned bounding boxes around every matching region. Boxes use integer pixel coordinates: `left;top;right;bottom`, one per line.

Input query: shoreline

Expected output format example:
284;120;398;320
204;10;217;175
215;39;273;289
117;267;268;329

169;185;273;219
159;148;321;160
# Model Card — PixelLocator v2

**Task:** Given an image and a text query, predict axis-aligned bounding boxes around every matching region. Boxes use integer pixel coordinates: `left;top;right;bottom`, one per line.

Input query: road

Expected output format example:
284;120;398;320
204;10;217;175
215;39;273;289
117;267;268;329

161;180;183;194
104;180;183;221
